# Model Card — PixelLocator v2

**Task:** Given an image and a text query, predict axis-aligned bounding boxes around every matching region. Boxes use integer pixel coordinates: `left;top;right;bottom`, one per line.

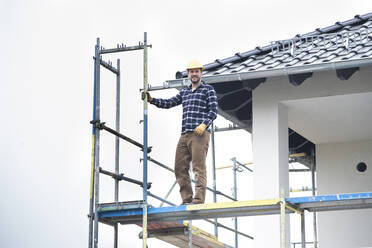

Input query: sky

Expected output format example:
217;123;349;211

1;0;372;247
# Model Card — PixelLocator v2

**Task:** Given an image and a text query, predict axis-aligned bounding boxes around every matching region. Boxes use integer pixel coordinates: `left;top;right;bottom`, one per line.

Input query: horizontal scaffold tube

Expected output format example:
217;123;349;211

91;120;152;153
99;44;152;55
93;56;119;75
99;167;152;189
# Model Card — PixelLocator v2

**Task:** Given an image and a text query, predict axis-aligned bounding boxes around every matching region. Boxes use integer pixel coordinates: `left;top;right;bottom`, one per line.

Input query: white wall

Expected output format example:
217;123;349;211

253;102;290;248
252;66;372;248
317;140;372;248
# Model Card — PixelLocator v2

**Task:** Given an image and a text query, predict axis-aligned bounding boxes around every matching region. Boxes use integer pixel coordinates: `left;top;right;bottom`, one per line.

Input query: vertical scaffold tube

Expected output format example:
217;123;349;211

211;123;218;237
88;38;99;248
301;212;306;248
188;221;193;248
93;38;101;248
311;154;318;248
114;58;120;248
232;158;238;248
280;189;286;248
142;32;149;248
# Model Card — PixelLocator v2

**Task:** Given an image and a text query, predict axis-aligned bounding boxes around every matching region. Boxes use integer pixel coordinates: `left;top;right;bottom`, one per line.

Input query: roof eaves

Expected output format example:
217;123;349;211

163;57;372;90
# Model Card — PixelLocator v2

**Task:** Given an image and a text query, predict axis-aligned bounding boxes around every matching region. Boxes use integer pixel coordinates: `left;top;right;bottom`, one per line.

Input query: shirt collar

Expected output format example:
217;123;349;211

187;81;205;91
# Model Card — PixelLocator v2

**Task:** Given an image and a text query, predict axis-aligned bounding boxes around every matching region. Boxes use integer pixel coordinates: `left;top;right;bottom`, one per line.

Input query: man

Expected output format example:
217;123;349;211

142;60;218;205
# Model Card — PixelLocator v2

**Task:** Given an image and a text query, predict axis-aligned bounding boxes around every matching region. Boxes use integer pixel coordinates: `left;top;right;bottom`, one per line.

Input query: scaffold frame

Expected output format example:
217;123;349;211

88;34;372;248
89;33;253;248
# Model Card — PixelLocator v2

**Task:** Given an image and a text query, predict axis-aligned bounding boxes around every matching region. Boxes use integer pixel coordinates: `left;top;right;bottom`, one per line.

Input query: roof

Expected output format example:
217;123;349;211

176;13;372;79
173;12;372;167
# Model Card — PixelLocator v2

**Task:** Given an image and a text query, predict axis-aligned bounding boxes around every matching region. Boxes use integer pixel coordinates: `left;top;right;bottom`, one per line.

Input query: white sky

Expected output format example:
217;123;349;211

1;1;371;247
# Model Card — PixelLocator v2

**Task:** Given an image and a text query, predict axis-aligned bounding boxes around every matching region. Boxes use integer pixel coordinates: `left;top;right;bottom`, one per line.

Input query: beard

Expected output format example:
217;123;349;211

190;76;200;84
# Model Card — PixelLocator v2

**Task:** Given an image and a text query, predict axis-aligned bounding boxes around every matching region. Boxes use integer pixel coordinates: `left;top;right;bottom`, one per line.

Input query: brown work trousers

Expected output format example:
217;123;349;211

175;131;210;204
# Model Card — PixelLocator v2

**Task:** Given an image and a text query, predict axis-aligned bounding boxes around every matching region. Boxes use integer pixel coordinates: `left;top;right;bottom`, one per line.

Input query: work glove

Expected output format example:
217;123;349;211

141;91;153;102
194;123;207;136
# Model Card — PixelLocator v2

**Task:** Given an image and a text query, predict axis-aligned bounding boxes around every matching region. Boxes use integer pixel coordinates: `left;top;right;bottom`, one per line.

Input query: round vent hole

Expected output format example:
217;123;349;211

356;162;367;172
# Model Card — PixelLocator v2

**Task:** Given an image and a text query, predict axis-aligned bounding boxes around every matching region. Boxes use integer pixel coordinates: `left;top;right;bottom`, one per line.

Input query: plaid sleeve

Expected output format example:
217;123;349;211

202;86;218;127
150;92;182;109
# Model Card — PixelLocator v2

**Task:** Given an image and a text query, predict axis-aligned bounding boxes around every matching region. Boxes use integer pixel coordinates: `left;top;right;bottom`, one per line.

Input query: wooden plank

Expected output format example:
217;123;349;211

138;221;231;248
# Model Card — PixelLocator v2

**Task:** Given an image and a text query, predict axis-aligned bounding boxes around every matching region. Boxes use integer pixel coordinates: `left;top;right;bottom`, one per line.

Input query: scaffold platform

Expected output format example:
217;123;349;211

98;192;372;225
140;221;232;248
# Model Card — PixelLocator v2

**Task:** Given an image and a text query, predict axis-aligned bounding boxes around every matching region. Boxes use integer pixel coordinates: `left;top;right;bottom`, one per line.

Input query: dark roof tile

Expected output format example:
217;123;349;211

341;51;358;60
361;48;372;58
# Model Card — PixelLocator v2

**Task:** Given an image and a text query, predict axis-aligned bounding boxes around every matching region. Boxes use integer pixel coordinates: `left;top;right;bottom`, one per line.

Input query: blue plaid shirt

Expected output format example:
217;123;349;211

151;82;218;133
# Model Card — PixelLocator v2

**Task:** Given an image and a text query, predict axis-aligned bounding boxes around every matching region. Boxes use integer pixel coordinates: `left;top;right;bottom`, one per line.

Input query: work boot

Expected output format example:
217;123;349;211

192;200;203;205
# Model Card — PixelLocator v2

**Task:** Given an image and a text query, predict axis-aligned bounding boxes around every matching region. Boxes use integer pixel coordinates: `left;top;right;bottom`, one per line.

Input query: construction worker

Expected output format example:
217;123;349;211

142;60;218;204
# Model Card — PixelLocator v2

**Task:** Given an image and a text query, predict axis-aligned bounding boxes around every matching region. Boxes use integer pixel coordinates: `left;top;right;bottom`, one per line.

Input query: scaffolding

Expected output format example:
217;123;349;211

88;33;253;248
88;33;372;248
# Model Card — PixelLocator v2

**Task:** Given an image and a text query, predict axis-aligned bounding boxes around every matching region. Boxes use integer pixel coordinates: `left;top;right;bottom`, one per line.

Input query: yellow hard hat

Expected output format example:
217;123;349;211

187;59;204;71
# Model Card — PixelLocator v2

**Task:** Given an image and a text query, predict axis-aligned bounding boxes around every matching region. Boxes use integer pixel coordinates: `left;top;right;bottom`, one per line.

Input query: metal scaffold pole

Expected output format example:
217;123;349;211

280;189;286;248
160;180;177;207
142;32;149;248
232;158;238;248
88;38;99;248
300;212;306;248
211;123;218;237
93;38;101;248
311;150;318;248
188;221;193;248
114;58;121;248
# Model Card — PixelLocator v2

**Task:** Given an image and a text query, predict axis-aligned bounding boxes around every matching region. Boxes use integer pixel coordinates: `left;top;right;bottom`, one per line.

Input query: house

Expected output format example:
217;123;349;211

167;12;372;248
